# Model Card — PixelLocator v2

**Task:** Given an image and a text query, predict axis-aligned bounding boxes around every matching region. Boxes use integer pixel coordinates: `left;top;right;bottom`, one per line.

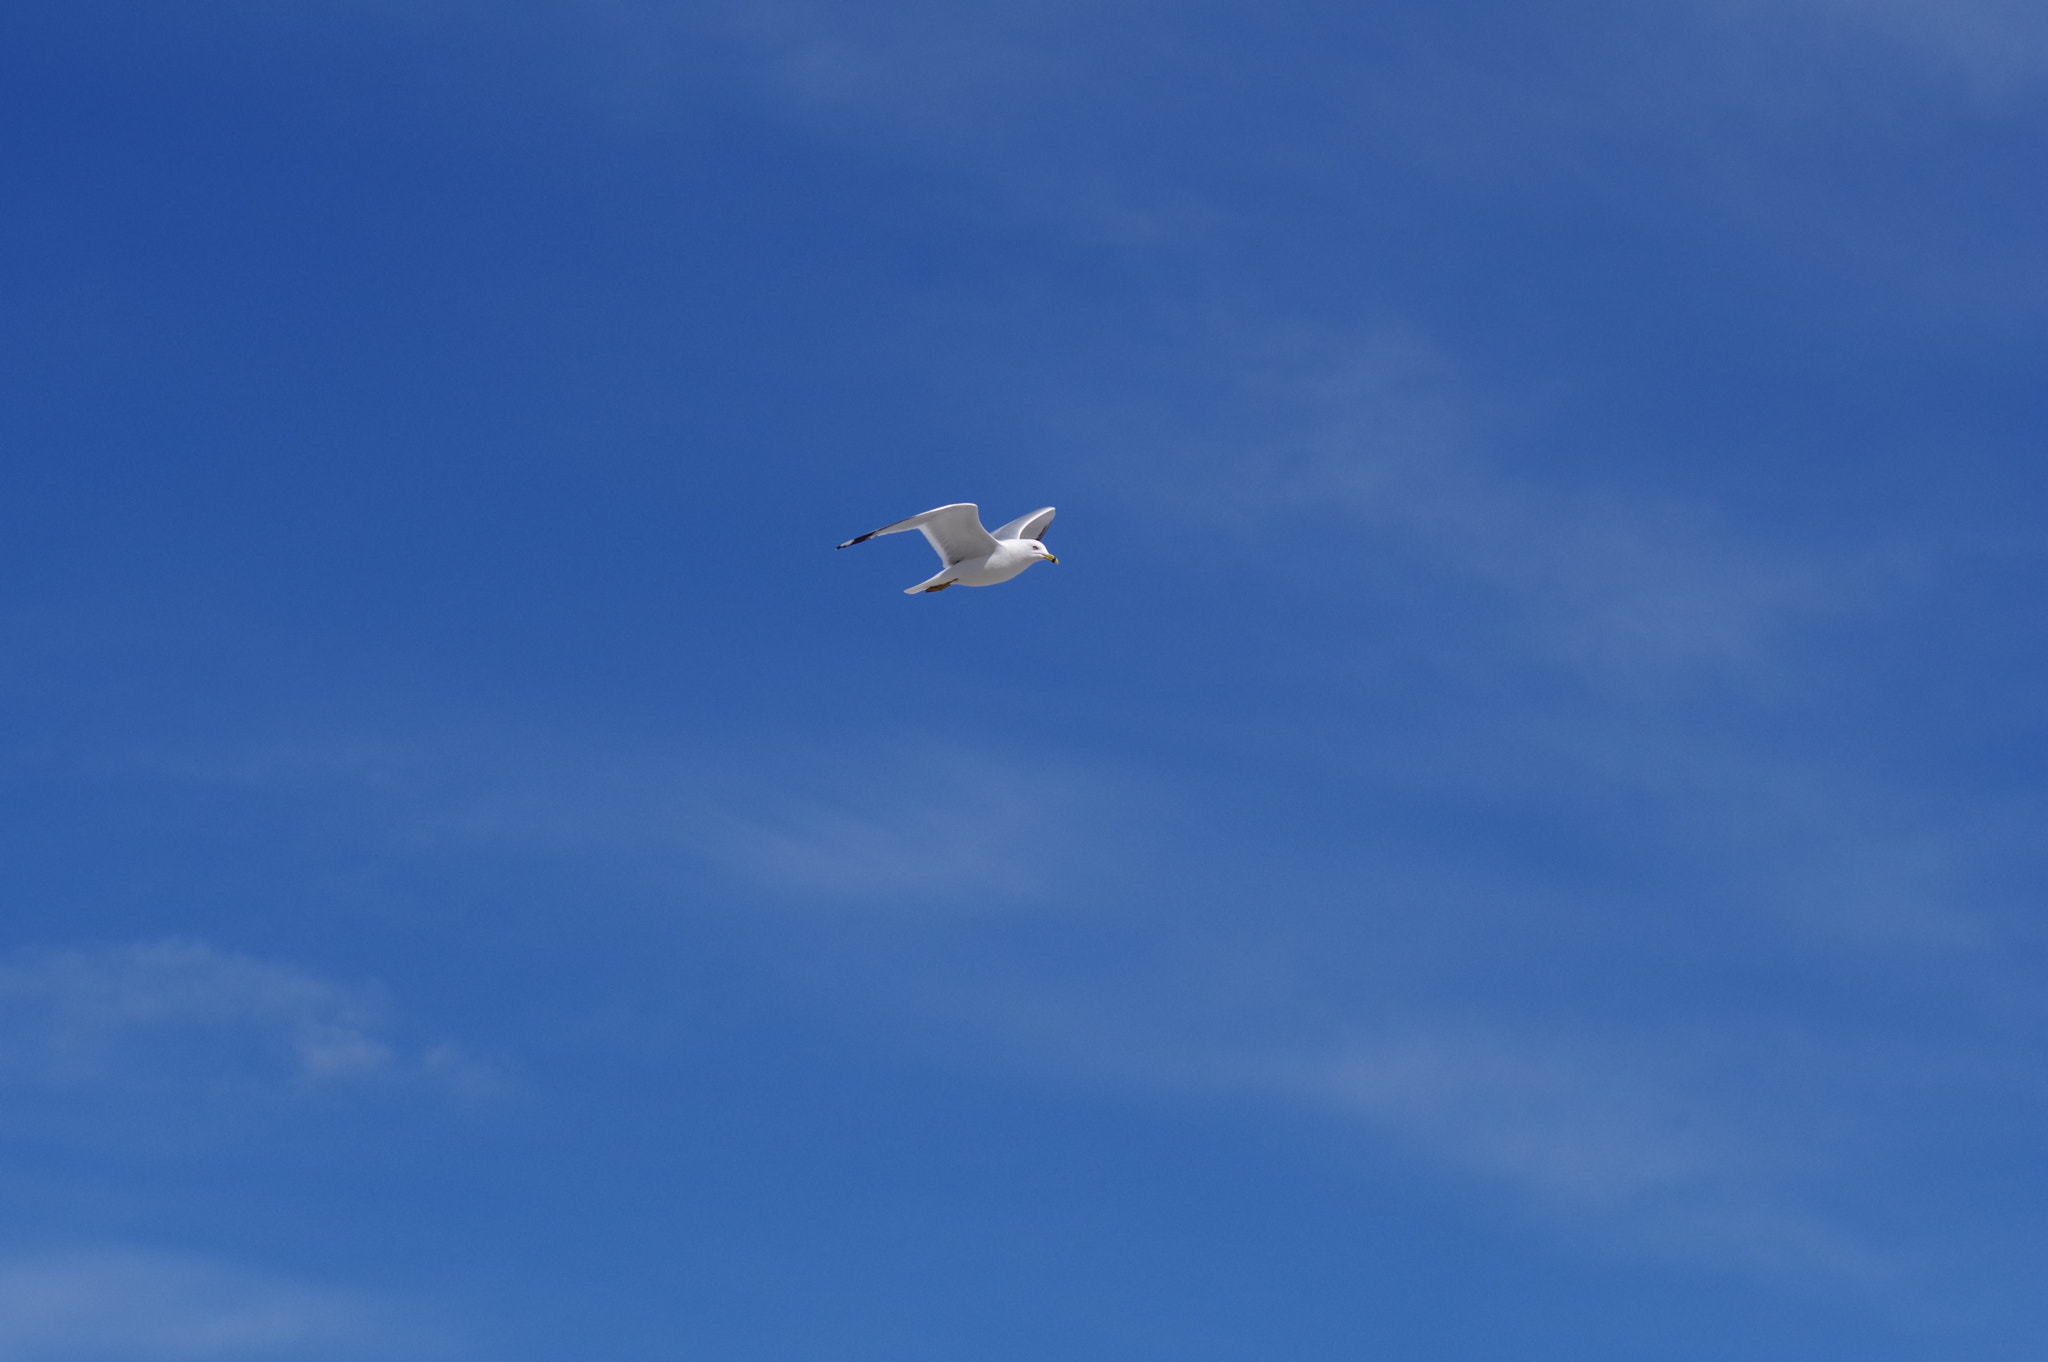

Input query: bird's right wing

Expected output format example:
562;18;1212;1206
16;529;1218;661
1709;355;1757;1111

991;507;1055;542
837;503;998;565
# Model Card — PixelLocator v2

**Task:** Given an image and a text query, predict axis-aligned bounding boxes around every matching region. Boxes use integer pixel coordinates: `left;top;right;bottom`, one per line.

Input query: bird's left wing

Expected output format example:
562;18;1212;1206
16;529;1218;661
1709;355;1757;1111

837;503;999;565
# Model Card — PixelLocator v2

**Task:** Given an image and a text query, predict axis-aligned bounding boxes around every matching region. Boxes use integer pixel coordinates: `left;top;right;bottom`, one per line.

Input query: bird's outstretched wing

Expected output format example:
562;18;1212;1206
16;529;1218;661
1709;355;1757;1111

991;507;1056;542
837;503;999;565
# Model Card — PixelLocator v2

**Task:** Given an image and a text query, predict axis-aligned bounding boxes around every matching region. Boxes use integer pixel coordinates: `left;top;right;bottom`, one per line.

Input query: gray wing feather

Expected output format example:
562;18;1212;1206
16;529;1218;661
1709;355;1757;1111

837;503;999;565
991;507;1056;542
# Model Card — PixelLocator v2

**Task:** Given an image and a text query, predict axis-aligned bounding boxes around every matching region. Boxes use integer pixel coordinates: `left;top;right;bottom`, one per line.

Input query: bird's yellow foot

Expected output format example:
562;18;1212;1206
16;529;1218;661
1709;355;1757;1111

923;582;954;592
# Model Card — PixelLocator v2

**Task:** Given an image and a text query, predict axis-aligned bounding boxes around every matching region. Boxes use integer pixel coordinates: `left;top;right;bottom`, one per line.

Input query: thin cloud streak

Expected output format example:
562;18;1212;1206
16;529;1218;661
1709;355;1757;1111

140;0;2048;327
1067;322;1848;682
0;940;495;1100
0;1247;442;1361
142;731;1146;916
108;717;2048;1290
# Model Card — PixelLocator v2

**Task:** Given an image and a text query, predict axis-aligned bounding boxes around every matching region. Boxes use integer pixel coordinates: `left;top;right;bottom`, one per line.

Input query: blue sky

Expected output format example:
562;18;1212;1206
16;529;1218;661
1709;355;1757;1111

4;0;2048;1356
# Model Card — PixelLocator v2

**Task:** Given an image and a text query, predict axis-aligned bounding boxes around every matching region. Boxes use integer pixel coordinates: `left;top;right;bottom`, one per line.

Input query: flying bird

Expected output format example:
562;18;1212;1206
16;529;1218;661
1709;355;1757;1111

837;504;1058;594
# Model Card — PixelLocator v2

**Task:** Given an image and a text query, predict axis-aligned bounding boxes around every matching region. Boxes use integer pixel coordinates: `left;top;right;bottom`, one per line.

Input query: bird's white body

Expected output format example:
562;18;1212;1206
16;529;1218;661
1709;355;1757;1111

936;536;1051;589
837;504;1058;594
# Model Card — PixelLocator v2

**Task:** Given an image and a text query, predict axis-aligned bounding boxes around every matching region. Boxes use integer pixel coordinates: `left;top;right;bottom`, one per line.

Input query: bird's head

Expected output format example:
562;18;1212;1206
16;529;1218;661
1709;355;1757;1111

1026;539;1059;564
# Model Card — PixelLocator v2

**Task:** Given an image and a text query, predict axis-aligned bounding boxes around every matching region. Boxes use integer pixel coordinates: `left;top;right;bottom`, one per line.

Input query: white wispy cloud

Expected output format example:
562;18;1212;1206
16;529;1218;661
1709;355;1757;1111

96;701;2048;1296
186;0;2047;316
608;0;2048;179
0;1247;442;1361
1254;1029;1722;1202
1062;320;1854;685
677;741;1132;908
0;940;494;1101
1211;1022;1904;1275
1748;0;2048;98
670;0;2048;307
881;886;2027;1282
147;731;1140;916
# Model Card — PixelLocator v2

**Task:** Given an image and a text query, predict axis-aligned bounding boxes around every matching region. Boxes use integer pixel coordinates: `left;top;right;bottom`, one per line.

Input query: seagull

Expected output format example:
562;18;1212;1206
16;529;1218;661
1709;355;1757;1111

837;504;1058;594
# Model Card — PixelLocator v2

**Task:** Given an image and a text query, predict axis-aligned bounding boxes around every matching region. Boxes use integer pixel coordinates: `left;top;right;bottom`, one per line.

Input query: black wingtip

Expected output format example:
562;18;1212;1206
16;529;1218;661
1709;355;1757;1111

837;531;877;549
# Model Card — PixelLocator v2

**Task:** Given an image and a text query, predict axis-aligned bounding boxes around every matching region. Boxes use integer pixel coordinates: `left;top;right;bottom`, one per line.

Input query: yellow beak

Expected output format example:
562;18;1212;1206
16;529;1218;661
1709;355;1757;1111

1045;553;1059;563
